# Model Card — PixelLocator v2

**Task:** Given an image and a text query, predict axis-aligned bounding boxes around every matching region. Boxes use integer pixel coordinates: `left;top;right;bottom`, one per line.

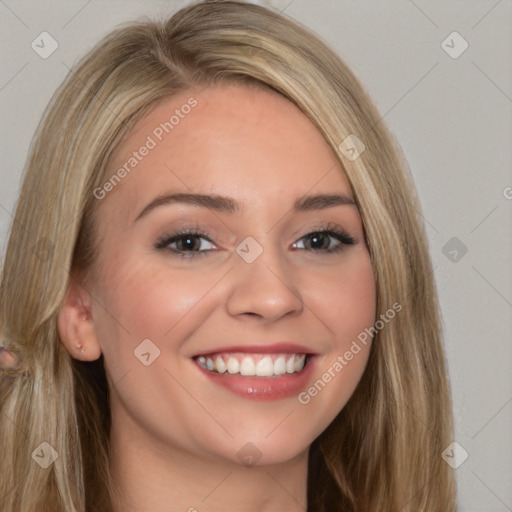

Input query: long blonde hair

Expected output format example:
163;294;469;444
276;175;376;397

0;1;456;510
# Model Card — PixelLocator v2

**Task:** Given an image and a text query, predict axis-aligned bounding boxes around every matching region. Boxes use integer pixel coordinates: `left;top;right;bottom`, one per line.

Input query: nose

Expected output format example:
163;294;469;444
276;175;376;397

225;241;304;322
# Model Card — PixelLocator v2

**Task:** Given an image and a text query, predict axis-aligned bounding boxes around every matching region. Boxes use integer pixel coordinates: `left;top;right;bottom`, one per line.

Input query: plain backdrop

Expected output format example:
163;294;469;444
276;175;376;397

1;1;511;510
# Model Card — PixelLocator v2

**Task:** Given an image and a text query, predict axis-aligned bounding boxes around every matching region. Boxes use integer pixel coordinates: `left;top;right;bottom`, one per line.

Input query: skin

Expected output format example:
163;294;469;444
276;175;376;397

58;83;376;512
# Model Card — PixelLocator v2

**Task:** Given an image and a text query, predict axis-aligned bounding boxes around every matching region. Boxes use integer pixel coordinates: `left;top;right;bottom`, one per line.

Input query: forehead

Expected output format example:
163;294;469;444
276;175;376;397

100;83;352;221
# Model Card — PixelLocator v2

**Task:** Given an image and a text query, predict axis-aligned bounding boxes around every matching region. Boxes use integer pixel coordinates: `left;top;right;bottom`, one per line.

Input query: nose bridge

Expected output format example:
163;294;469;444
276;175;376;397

226;234;304;320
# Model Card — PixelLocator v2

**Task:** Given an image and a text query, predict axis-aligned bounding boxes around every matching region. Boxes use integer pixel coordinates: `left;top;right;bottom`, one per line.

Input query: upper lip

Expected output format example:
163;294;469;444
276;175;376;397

192;342;317;358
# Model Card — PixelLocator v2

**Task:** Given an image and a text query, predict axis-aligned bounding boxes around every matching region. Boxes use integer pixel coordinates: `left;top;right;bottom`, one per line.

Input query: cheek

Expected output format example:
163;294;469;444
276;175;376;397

307;250;376;344
91;254;215;374
296;250;376;426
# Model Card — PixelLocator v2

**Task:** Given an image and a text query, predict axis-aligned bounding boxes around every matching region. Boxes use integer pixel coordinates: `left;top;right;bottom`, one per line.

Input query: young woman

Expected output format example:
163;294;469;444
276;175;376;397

0;1;456;510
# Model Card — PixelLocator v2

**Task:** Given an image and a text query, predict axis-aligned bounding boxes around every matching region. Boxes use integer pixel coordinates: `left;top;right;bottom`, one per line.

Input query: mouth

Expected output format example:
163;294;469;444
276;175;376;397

190;343;319;400
193;352;314;378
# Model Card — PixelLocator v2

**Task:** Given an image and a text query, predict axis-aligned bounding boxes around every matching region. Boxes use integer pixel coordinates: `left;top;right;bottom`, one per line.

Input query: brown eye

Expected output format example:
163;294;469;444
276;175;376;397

154;229;216;257
303;232;332;250
292;229;355;254
173;234;203;252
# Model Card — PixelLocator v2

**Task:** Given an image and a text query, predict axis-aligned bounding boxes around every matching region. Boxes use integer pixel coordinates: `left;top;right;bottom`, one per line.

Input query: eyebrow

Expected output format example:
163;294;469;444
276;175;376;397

134;192;356;222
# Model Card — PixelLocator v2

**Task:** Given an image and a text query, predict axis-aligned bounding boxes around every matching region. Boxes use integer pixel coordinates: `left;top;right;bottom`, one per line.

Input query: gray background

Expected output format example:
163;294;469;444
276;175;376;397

1;1;511;510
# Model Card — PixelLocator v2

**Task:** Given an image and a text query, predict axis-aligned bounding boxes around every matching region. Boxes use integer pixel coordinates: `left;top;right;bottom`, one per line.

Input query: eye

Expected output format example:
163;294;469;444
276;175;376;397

154;228;216;258
154;223;356;259
292;227;356;254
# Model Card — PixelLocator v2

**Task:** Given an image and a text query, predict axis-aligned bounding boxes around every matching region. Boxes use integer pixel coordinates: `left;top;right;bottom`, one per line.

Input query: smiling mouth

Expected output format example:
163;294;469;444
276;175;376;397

193;352;313;377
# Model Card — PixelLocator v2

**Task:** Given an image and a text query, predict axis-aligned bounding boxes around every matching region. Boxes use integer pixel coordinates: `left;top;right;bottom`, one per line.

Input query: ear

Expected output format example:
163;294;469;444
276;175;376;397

57;273;102;361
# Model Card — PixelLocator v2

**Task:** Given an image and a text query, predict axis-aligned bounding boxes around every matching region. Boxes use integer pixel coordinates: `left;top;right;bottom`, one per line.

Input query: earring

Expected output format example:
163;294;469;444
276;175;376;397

76;342;84;354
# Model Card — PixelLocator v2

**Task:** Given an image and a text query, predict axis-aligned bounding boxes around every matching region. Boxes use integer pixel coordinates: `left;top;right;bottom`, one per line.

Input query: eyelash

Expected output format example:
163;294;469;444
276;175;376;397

154;223;356;259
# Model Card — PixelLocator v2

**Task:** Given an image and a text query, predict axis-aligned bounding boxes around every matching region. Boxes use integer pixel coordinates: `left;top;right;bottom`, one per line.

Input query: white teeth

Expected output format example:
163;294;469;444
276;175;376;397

274;355;286;375
240;356;256;376
215;355;227;373
196;353;308;376
294;354;306;372
256;356;274;377
227;357;240;374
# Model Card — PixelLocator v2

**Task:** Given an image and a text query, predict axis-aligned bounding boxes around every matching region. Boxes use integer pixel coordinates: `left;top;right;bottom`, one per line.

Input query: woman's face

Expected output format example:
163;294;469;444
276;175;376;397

87;83;376;466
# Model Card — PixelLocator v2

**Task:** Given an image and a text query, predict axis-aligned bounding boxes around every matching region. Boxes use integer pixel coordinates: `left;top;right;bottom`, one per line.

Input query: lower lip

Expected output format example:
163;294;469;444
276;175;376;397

193;356;318;401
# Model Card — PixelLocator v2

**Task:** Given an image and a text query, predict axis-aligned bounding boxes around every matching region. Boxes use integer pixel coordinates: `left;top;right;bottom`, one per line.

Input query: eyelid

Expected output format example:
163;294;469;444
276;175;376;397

297;221;357;242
